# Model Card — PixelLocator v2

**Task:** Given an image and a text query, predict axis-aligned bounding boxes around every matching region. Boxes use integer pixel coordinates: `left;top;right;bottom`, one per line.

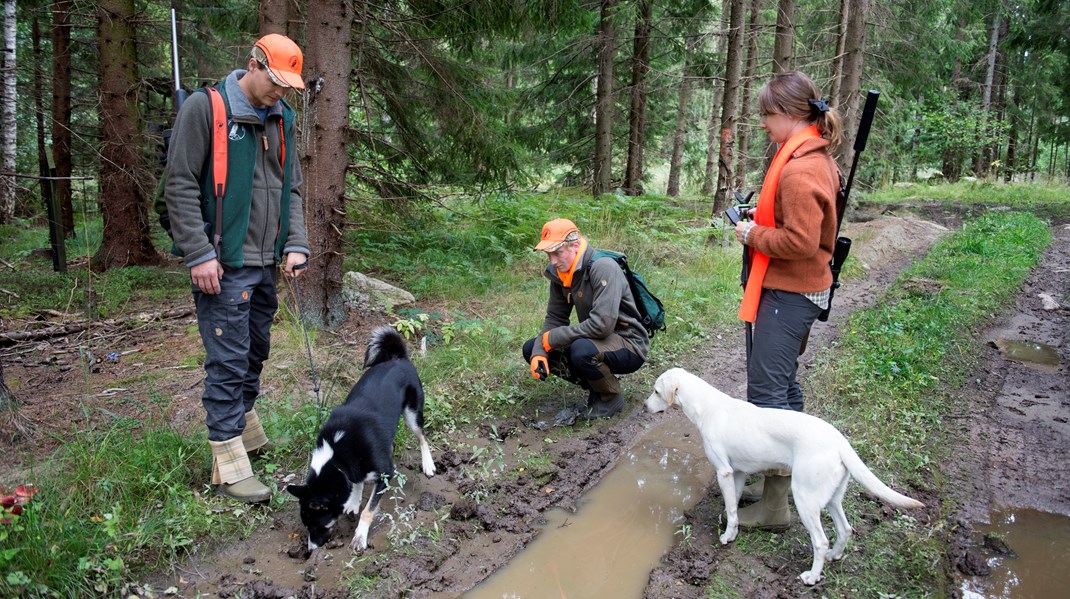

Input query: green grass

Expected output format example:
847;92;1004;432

866;180;1070;220
0;186;1058;596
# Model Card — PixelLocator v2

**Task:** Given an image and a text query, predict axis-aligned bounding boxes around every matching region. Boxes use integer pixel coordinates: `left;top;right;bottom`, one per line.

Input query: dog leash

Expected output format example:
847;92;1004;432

290;262;325;426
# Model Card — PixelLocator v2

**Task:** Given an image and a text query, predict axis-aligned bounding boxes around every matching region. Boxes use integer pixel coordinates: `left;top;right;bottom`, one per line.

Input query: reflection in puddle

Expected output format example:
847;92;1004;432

994;339;1060;368
961;509;1070;598
465;416;713;598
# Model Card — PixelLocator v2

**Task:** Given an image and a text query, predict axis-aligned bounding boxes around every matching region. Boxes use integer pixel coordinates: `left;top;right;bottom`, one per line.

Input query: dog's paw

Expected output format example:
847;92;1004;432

718;529;737;545
422;462;436;477
799;570;822;586
349;534;369;552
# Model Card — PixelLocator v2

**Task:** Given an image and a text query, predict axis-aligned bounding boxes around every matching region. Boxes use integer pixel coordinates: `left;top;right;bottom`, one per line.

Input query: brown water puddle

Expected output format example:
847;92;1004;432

465;413;713;598
993;338;1060;369
960;508;1070;598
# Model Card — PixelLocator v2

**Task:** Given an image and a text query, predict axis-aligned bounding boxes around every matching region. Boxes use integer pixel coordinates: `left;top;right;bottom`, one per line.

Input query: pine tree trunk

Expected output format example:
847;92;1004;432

592;0;616;197
772;0;796;74
93;0;162;270
0;0;16;224
701;3;731;196
835;0;869;166
623;0;652;196
666;38;697;197
711;0;745;218
259;0;290;36
735;0;761;192
52;0;74;237
300;0;354;329
830;0;847;102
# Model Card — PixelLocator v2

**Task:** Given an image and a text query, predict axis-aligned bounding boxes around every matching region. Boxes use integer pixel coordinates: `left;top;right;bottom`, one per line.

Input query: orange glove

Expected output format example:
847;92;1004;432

541;331;553;353
530;355;548;380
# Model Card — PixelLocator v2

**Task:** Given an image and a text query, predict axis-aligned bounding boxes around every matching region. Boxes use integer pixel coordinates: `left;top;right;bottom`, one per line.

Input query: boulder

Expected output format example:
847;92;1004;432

341;272;415;313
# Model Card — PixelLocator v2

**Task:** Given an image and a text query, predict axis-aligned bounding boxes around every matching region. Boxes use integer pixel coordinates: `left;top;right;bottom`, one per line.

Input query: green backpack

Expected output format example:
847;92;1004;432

590;249;667;337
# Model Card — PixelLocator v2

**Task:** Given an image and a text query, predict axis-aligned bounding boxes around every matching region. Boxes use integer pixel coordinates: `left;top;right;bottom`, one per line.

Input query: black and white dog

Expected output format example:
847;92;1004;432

287;326;436;552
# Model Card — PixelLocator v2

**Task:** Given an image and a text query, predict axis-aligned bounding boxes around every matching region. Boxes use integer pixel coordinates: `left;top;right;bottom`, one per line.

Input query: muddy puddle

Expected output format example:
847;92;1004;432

961;508;1070;598
992;338;1060;369
465;413;713;598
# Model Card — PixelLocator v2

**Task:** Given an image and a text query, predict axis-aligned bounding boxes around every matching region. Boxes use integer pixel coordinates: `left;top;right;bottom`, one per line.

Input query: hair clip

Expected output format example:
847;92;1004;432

808;98;829;114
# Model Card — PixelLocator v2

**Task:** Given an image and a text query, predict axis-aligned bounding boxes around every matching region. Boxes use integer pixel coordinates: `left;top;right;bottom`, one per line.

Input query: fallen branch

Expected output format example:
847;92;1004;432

0;306;195;347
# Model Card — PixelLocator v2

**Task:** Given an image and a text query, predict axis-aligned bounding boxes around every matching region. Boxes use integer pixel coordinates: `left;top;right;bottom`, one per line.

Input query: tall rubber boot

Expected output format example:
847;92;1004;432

210;436;272;504
737;474;791;531
740;475;764;503
241;408;271;456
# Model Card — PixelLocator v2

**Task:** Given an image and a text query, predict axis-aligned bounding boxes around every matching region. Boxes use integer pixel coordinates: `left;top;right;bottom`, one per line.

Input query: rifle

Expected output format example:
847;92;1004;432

817;89;879;323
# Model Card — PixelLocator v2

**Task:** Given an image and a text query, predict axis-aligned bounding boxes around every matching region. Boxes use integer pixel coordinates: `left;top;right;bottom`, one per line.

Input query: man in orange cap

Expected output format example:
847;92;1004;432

523;219;649;418
164;34;308;503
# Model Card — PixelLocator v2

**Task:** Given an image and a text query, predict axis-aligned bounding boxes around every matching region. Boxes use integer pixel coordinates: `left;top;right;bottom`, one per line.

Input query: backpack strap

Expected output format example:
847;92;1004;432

206;86;228;257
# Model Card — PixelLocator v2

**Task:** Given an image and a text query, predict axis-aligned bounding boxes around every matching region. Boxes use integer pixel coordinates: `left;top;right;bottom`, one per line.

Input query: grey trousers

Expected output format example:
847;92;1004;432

747;289;822;412
193;266;278;441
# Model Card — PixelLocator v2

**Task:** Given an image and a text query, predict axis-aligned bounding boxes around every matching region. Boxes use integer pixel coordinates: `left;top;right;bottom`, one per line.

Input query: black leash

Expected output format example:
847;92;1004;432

289;262;325;426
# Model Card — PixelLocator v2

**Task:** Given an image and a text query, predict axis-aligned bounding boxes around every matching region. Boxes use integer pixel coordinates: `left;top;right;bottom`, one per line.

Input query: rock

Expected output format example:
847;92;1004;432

341;272;415;313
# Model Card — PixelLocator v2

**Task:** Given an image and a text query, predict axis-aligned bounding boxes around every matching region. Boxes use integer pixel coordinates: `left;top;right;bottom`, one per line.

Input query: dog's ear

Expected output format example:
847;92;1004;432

286;484;307;498
667;383;679;406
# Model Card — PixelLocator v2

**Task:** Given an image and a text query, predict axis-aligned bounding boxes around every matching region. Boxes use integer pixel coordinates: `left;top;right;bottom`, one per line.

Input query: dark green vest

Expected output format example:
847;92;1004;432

198;84;297;267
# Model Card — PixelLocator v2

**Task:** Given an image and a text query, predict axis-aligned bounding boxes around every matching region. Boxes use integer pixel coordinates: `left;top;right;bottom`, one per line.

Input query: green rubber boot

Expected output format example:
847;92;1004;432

737;474;791;531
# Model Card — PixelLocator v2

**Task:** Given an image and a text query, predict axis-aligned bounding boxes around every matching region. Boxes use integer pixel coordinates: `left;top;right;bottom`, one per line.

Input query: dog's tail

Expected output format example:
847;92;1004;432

364;326;409;368
840;444;925;510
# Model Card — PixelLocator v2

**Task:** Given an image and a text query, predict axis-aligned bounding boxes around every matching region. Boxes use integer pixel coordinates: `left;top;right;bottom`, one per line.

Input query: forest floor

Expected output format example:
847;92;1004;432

2;204;1067;597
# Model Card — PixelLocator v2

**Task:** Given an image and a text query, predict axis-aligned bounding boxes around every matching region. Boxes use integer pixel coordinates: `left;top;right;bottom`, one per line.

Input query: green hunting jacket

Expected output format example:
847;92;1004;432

534;244;650;360
164;70;308;269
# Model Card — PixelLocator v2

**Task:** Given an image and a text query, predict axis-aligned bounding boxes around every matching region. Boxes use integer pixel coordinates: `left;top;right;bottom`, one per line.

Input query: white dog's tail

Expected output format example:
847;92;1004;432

840;445;925;510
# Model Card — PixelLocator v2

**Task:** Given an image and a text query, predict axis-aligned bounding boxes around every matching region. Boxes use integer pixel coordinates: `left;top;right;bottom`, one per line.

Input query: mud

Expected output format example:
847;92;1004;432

2;211;1067;598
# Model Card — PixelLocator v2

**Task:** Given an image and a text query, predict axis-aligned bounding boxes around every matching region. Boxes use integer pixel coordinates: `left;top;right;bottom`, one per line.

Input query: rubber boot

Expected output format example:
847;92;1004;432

241;408;271;457
740;475;764;503
737;474;791;531
210;436;272;504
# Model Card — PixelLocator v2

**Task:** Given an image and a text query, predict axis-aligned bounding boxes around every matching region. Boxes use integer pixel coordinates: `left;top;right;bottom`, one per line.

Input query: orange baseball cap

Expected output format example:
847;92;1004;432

534;218;580;251
252;34;305;89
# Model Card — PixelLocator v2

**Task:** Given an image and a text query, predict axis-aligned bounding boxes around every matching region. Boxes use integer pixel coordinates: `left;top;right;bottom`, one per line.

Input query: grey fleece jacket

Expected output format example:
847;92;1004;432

164;69;309;268
534;244;650;360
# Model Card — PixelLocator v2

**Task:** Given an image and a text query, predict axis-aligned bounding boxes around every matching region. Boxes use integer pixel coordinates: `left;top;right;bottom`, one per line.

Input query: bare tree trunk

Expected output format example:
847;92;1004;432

834;0;868;166
300;0;354;329
259;0;290;37
976;10;1002;178
666;37;697;197
829;0;847;102
592;0;616;197
701;2;731;196
623;0;653;196
0;0;16;224
53;0;75;237
772;0;795;74
711;0;746;217
735;0;761;192
93;0;162;270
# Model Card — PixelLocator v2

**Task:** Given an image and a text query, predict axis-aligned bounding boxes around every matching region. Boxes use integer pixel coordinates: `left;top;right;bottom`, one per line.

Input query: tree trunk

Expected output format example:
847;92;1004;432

711;0;746;217
834;0;868;166
735;0;761;192
299;0;354;329
93;0;162;270
592;0;616;197
701;2;731;196
830;0;847;102
623;0;653;196
0;0;16;224
666;37;697;197
772;0;795;74
52;0;74;237
259;0;290;37
976;10;1003;178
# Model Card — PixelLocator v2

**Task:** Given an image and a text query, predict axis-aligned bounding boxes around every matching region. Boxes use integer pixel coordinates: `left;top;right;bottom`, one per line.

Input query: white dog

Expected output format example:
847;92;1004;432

645;368;924;585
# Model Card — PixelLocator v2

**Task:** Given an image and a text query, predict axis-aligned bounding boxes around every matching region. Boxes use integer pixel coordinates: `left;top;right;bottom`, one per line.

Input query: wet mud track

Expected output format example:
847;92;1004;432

151;215;1069;598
